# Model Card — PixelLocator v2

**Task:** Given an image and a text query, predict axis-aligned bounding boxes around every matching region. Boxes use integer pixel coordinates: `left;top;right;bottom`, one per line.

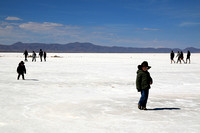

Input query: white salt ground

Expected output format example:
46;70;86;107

0;53;200;133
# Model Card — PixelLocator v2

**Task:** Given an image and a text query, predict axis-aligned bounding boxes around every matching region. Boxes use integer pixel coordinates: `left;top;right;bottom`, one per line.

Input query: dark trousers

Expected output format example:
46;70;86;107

18;74;24;80
40;56;43;62
25;56;28;61
139;89;149;107
32;57;36;62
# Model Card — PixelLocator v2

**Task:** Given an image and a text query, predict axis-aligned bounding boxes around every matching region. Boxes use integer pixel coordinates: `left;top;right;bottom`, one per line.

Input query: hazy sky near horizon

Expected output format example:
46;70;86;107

0;0;200;48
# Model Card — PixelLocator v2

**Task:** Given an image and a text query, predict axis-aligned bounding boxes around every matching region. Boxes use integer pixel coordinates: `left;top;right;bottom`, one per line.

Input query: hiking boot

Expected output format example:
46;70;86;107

138;104;142;110
141;107;147;110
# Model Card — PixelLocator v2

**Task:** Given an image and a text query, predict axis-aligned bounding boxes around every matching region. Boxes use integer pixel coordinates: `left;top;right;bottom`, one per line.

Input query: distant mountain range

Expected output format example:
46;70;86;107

0;42;200;53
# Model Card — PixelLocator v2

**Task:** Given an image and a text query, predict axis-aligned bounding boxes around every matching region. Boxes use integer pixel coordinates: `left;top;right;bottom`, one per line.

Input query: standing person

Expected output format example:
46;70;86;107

39;49;43;62
44;51;47;62
186;50;191;64
176;51;181;63
32;51;36;62
17;61;26;80
170;51;175;64
23;50;28;62
136;61;153;110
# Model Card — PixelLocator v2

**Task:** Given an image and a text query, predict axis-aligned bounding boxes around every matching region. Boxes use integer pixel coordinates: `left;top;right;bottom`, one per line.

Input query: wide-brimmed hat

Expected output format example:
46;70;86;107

140;61;151;69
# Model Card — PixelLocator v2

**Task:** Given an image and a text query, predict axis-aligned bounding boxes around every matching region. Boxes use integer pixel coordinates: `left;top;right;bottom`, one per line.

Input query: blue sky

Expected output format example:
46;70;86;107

0;0;200;48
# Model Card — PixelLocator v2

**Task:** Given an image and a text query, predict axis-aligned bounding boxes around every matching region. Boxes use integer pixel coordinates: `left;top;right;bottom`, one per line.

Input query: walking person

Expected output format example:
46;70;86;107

170;51;175;64
23;50;28;62
32;51;36;62
136;61;153;110
44;51;47;62
180;51;185;64
176;51;181;63
39;49;43;62
186;50;191;64
17;61;26;80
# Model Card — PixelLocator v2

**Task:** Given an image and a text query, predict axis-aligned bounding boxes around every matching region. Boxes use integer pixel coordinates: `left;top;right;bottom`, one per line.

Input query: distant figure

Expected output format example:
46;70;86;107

179;51;185;64
176;51;181;63
136;61;153;110
44;51;47;62
32;51;36;62
170;51;175;64
186;50;191;64
17;61;26;80
23;50;28;62
39;49;43;62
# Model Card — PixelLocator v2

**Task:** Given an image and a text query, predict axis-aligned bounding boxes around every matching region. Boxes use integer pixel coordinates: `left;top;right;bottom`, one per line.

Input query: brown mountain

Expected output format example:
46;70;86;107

0;42;199;53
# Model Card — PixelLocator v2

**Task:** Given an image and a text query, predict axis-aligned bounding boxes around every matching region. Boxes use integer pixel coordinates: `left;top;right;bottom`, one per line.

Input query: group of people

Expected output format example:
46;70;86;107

23;49;47;62
18;50;193;111
17;49;47;80
20;50;153;110
136;50;193;110
170;50;191;64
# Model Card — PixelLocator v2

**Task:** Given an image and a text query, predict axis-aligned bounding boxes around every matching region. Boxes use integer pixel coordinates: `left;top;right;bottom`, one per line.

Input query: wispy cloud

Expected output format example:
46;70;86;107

0;21;83;44
143;28;160;31
19;22;81;33
136;28;160;31
110;38;187;48
180;22;200;27
0;23;31;45
19;22;63;32
18;22;82;39
5;17;22;21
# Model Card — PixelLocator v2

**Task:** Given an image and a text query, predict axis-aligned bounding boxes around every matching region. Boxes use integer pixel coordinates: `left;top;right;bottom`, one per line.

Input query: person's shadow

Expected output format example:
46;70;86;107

147;108;181;111
25;79;39;81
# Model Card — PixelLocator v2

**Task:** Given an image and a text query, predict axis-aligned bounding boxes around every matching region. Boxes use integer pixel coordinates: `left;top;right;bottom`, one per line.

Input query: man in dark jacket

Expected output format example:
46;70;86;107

17;61;26;80
136;61;153;110
39;49;43;62
44;51;47;62
186;50;191;64
24;50;28;62
170;51;175;64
